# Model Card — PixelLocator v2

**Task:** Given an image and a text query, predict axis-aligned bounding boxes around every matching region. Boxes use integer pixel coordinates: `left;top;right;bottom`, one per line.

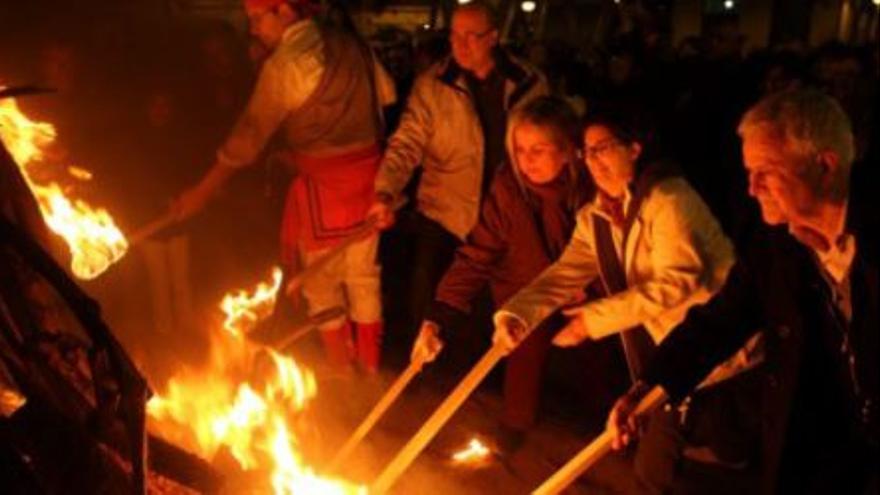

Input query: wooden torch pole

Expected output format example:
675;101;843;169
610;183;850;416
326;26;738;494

128;213;176;246
326;357;426;473
531;386;667;495
370;344;508;494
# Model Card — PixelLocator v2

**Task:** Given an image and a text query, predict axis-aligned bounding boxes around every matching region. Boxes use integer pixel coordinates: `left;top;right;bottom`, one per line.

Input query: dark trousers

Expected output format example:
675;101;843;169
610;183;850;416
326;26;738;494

779;430;879;495
502;321;555;430
633;370;762;494
407;213;460;330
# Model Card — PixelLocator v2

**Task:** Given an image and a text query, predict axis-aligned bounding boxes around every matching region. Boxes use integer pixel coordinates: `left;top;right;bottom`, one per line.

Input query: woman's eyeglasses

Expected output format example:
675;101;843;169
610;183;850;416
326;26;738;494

583;139;623;160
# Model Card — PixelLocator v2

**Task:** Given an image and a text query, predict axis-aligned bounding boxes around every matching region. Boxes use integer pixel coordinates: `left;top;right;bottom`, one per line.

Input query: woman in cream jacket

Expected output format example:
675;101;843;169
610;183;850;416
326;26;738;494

495;110;763;493
494;113;734;352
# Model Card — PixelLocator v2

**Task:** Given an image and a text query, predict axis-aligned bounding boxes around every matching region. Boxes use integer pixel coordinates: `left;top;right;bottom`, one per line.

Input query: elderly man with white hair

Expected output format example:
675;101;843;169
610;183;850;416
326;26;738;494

608;88;878;494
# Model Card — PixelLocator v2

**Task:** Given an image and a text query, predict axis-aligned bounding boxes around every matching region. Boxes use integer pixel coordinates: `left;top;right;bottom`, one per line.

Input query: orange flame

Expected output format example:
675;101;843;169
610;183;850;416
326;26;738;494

451;437;492;464
148;269;365;494
0;90;128;279
220;266;283;337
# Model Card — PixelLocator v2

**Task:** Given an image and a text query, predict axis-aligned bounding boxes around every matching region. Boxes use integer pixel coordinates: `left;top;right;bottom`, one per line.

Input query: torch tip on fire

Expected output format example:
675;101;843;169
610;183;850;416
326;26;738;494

0;93;128;279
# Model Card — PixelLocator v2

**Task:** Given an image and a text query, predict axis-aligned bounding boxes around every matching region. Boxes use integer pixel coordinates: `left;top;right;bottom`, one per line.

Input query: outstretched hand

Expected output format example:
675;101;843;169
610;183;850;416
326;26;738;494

607;381;651;450
553;306;590;347
367;195;396;230
410;321;444;365
492;314;527;355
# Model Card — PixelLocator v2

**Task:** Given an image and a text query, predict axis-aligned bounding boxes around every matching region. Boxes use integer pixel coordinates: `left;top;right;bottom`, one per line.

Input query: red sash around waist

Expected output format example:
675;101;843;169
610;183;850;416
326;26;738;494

280;144;381;261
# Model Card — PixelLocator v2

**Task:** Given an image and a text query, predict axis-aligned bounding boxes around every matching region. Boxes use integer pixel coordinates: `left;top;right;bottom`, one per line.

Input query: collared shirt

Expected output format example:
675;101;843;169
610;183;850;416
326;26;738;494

812;202;856;322
593;188;633;260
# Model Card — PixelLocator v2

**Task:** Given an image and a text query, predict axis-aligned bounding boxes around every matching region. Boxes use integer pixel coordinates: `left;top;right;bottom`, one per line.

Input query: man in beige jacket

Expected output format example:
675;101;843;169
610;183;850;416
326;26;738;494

369;1;547;333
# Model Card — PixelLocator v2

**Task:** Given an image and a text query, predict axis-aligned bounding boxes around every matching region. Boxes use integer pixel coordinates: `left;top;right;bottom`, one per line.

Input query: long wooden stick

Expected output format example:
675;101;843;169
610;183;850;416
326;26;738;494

531;386;667;495
129;213;176;246
370;344;507;494
326;358;425;473
286;218;378;295
286;197;407;295
272;306;348;350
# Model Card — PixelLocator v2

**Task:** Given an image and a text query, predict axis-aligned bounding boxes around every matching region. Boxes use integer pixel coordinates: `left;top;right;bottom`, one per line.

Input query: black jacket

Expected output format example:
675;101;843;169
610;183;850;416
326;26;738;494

644;169;878;493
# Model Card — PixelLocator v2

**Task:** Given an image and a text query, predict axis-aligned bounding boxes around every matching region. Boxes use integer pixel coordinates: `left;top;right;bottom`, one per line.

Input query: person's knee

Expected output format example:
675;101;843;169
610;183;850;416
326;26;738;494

302;283;346;317
316;315;349;331
347;283;382;323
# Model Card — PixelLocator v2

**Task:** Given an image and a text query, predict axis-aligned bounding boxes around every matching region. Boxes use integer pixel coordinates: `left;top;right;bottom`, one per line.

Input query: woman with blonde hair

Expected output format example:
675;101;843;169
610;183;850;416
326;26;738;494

410;95;594;452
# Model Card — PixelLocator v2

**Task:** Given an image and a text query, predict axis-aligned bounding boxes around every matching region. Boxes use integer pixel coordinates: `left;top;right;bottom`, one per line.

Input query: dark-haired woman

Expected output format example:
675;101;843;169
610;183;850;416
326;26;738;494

495;111;763;492
410;96;594;452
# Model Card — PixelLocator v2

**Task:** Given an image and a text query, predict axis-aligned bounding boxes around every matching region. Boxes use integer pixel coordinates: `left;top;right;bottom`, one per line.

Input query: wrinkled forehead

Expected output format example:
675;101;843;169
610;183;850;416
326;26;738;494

741;127;796;169
451;8;493;33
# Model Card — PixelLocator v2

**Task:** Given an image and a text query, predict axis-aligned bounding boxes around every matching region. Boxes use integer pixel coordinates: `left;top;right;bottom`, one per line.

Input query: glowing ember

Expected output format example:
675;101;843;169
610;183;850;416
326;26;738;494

148;269;365;494
0;89;128;279
67;166;93;180
220;266;283;337
452;437;492;464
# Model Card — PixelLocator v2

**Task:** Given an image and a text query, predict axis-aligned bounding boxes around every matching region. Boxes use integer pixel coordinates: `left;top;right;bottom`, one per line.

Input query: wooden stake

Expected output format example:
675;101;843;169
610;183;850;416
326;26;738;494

531;386;667;495
370;345;507;494
286;197;407;295
129;213;176;246
326;358;425;473
286;218;377;295
272;306;348;350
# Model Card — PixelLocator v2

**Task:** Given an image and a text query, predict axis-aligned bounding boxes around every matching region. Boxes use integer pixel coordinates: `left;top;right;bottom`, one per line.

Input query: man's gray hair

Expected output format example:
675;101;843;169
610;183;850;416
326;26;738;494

454;0;499;29
738;88;855;170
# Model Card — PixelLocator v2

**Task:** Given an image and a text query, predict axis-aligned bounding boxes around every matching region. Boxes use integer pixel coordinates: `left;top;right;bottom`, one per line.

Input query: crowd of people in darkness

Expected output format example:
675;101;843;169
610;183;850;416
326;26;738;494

1;0;876;493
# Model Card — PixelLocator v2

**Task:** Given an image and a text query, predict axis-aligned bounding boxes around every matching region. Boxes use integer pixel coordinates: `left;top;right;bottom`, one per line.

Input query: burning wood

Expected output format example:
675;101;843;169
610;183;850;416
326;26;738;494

147;268;366;494
0;88;128;279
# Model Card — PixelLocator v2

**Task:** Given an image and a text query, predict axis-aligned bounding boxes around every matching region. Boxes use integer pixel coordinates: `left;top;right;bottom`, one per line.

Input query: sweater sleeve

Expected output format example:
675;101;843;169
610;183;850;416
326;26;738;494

374;74;434;198
432;180;509;316
496;206;599;331
216;30;323;169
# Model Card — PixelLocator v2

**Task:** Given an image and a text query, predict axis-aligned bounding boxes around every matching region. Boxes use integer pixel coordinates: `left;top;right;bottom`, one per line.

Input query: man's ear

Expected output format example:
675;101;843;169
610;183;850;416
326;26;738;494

488;29;499;47
816;149;841;184
629;142;643;162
